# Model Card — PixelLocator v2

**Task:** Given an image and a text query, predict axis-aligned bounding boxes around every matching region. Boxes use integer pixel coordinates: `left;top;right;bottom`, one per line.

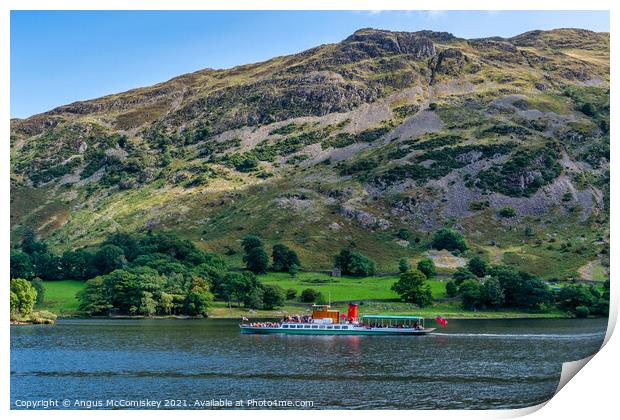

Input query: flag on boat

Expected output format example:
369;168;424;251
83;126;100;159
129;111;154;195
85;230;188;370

435;316;448;327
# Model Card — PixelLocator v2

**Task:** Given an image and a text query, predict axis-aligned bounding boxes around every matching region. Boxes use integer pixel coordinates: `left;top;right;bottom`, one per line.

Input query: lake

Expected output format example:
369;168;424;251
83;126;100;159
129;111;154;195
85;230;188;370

11;318;607;410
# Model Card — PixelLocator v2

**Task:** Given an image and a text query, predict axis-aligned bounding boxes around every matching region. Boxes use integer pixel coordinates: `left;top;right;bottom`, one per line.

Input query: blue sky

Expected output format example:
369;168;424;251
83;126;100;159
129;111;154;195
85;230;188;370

10;10;609;118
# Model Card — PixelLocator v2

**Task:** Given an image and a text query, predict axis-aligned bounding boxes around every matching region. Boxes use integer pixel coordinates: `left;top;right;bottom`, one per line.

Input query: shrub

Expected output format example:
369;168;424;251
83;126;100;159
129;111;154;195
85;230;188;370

288;264;299;278
398;258;411;273
31;278;45;305
241;235;263;253
467;256;488;277
499;206;517;218
476;148;562;197
417;258;436;278
285;288;298;300
459;280;483;310
300;288;322;303
334;248;376;277
453;267;476;285
261;284;286;309
431;228;468;252
575;305;590;318
397;228;411;241
445;281;458;298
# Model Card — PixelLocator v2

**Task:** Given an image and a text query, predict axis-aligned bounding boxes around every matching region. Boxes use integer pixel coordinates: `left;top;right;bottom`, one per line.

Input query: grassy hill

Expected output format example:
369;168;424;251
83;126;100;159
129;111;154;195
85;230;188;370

11;28;609;280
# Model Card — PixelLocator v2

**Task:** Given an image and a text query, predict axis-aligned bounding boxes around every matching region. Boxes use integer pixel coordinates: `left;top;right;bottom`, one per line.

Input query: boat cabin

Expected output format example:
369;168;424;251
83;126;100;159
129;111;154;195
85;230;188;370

311;304;340;324
361;315;425;329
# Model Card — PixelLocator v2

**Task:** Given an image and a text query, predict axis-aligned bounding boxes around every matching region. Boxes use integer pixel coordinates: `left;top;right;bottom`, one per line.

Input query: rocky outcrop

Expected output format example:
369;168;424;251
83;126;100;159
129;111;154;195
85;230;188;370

339;205;390;231
342;28;439;60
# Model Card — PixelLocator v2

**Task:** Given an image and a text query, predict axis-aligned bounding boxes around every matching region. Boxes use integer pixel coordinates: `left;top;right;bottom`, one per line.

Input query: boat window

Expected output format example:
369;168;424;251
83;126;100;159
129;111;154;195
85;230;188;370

303;325;309;328
327;326;333;329
299;325;305;329
341;326;348;330
319;326;326;329
311;325;318;329
333;326;340;329
282;325;288;328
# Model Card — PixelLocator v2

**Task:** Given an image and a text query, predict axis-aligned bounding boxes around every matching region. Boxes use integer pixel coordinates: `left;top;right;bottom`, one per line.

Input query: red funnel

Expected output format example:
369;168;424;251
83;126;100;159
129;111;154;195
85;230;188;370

347;303;358;323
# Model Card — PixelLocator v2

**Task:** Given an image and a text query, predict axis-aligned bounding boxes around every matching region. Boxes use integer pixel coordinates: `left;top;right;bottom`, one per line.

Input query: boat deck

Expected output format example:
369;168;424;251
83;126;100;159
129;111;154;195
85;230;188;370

240;323;435;335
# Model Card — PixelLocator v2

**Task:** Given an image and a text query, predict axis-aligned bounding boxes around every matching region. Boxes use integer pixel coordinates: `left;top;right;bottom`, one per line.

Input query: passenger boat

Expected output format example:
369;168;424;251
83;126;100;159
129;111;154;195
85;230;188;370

239;304;435;335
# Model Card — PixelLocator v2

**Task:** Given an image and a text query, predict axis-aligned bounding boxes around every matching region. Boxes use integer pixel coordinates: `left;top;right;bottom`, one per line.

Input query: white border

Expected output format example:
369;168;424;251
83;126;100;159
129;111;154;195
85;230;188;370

2;2;617;420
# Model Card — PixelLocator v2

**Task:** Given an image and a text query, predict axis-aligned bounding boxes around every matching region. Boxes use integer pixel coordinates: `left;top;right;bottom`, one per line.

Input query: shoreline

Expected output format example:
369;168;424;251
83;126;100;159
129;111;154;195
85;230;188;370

27;313;596;321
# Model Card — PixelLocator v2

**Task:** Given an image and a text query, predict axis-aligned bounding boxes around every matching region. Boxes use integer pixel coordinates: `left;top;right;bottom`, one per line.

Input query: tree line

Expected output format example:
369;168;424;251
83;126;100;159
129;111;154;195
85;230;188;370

391;250;609;317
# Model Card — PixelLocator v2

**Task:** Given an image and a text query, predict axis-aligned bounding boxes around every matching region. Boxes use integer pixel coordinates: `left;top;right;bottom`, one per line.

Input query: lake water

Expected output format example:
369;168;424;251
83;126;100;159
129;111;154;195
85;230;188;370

11;318;607;410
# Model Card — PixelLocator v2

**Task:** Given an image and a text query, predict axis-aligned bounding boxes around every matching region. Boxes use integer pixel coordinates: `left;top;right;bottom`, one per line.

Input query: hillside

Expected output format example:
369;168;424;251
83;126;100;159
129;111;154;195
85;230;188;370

10;28;610;278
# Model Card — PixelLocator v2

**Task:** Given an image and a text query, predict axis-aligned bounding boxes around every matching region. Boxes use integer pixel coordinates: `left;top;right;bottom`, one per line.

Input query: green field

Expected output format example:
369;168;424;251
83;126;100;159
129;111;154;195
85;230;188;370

36;280;84;316
37;274;572;319
258;271;448;301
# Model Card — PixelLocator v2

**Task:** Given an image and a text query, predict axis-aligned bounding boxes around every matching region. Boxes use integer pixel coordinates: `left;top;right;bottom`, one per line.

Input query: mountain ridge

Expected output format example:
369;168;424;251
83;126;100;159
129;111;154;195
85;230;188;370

10;27;610;278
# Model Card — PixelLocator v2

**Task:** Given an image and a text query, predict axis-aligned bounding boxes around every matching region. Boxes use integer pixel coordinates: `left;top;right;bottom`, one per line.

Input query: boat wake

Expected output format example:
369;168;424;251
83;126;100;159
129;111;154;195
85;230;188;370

430;332;606;340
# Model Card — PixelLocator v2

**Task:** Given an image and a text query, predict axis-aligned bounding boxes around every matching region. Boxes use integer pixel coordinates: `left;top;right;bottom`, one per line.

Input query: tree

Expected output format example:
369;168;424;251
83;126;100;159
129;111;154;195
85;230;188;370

243;246;269;274
445;281;458;298
285;288;297;300
498;206;517;218
243;288;264;309
591;280;610;316
140;291;158;317
453;267;476;286
288;264;299;278
105;232;142;261
556;285;595;314
459;280;482;310
334;248;353;273
11;251;34;279
76;277;111;315
224;271;262;307
21;226;47;255
491;266;552;310
334;248;376;277
467;256;488;277
31;251;63;280
241;235;263;253
431;228;468;252
417;258;436;278
262;284;285;309
93;244;126;275
300;288;322;303
272;244;300;272
159;292;174;315
10;278;37;316
575;305;590;318
61;249;96;280
398;258;411;273
185;275;214;316
391;269;433;307
481;278;504;308
31;278;45;305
